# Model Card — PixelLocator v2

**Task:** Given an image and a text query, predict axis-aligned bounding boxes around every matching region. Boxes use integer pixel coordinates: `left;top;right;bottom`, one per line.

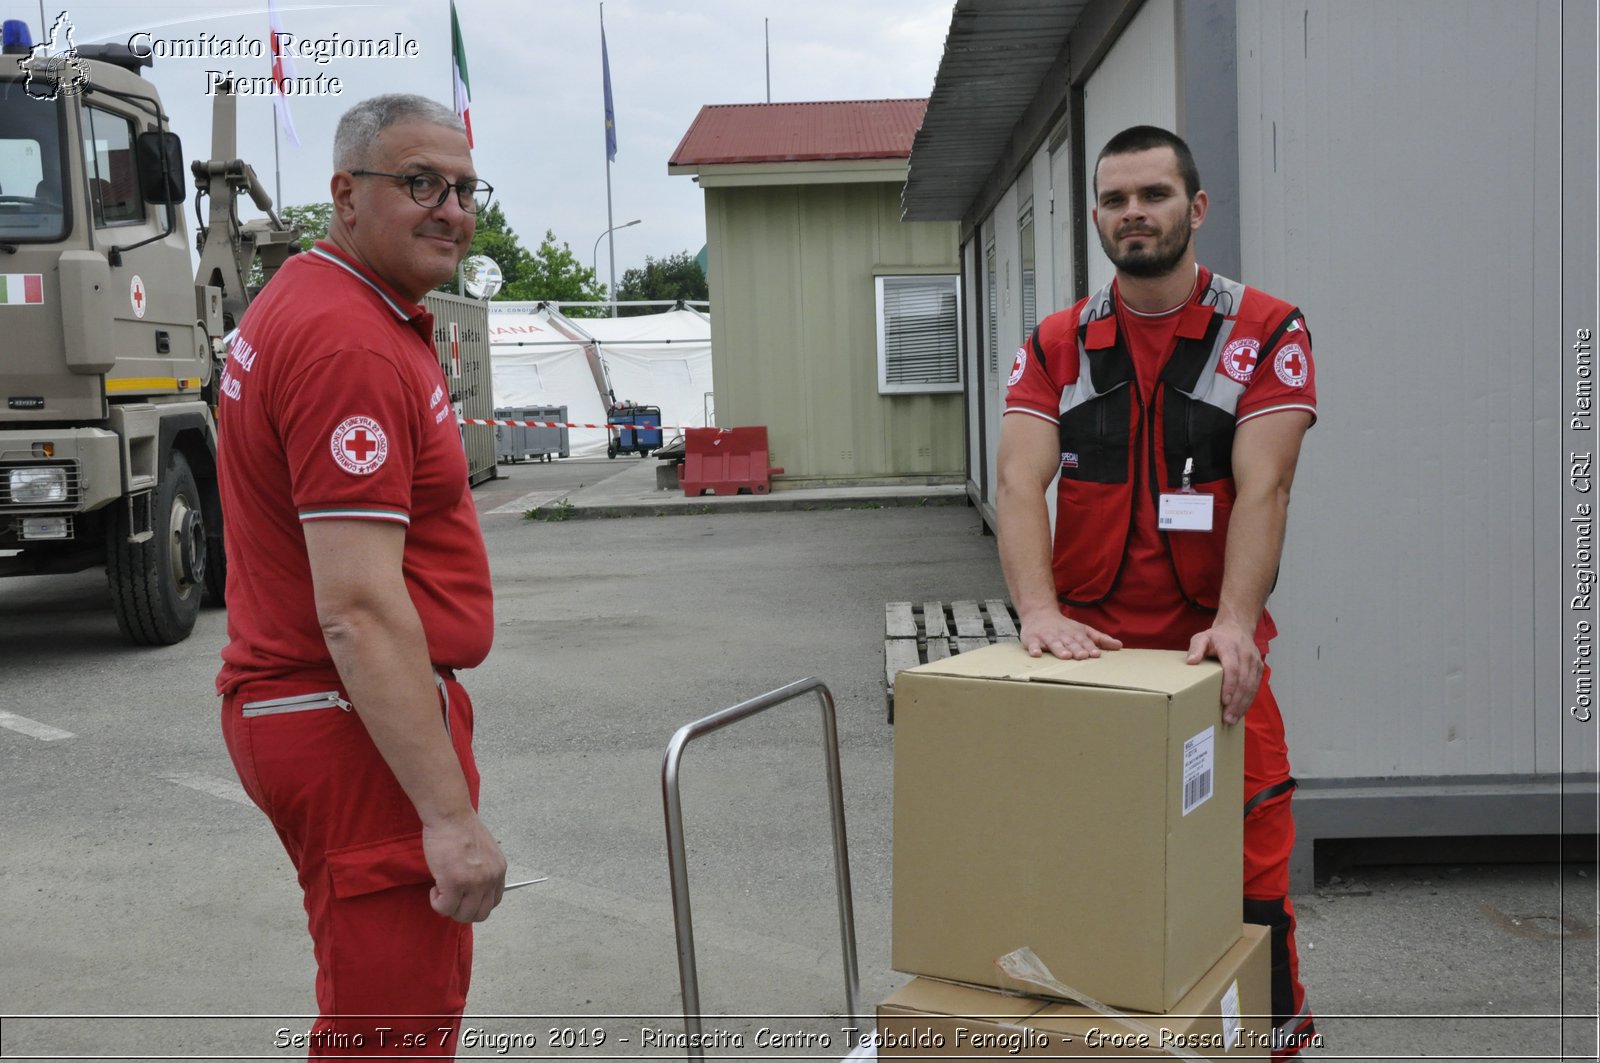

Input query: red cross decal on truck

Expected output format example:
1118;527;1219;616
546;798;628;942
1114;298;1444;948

130;275;147;319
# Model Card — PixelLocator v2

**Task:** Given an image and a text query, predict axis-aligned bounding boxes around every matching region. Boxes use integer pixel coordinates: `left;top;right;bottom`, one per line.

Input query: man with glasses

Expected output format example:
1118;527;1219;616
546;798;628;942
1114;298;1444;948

216;94;503;1059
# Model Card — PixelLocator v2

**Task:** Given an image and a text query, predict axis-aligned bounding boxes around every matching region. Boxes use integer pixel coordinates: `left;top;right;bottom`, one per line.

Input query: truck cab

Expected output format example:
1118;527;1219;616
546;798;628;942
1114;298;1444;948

1;21;294;644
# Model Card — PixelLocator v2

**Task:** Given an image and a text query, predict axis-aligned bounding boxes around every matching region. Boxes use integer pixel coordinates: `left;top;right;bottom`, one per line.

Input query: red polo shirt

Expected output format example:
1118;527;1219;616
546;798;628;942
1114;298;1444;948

216;242;493;693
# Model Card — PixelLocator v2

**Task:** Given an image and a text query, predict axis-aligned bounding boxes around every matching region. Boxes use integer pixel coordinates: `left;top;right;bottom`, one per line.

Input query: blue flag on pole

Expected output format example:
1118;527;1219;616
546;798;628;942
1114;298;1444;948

602;26;617;161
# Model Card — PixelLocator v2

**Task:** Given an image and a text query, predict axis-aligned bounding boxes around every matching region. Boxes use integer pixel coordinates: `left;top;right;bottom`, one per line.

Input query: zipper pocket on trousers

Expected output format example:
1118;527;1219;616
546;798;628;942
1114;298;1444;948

240;690;354;718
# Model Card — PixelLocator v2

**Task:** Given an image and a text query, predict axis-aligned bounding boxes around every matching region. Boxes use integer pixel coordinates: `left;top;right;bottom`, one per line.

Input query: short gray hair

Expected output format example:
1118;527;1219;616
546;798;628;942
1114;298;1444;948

333;94;466;171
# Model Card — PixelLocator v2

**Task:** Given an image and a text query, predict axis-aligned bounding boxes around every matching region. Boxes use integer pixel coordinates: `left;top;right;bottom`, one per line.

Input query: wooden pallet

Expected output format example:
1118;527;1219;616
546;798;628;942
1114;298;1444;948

883;599;1018;723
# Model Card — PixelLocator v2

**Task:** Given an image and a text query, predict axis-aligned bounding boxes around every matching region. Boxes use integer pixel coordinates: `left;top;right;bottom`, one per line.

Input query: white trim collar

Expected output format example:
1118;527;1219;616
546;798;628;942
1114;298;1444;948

308;246;414;321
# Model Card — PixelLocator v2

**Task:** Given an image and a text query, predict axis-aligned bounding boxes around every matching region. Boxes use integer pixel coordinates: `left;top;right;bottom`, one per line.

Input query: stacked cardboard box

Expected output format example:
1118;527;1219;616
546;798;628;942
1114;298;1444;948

878;925;1270;1059
885;644;1263;1059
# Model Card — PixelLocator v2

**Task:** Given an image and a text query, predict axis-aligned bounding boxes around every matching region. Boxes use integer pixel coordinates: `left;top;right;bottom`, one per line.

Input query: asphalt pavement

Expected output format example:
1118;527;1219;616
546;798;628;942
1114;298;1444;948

0;456;1594;1062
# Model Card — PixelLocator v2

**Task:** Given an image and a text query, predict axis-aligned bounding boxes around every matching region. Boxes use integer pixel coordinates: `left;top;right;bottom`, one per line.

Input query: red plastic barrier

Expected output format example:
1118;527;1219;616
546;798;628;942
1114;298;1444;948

679;426;784;497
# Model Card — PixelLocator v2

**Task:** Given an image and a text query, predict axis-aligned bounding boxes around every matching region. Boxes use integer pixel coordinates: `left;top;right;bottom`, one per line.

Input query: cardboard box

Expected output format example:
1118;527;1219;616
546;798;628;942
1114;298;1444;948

876;923;1270;1060
892;644;1242;1012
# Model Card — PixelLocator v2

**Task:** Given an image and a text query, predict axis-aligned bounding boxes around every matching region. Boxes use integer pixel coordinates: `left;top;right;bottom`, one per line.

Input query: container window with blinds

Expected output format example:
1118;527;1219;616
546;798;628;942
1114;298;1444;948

986;240;999;373
1019;205;1037;338
876;274;962;395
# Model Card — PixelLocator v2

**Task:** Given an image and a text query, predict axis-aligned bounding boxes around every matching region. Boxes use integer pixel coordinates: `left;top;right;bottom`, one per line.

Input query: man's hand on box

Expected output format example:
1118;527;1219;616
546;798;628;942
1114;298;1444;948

1186;622;1261;725
1019;608;1123;661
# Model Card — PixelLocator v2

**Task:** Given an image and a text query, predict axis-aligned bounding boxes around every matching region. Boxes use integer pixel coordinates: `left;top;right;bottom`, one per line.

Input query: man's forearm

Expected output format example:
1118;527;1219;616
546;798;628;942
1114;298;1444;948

997;481;1060;620
1215;483;1291;634
322;604;475;827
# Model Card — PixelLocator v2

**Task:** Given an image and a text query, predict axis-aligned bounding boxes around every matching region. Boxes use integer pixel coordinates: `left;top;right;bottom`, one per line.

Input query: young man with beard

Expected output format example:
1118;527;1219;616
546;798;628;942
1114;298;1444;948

997;125;1318;1059
216;94;505;1058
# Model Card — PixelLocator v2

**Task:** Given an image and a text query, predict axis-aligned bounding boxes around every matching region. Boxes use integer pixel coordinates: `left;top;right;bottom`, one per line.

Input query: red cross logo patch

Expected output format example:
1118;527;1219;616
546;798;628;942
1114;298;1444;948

1274;343;1309;387
1220;338;1260;383
331;416;389;475
1008;347;1028;387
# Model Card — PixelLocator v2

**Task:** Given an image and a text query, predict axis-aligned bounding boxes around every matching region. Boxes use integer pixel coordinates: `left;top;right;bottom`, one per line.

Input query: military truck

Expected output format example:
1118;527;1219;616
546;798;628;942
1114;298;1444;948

0;24;298;644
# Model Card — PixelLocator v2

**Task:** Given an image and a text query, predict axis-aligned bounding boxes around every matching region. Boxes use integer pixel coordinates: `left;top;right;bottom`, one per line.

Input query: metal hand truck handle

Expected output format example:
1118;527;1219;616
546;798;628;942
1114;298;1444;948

661;678;862;1060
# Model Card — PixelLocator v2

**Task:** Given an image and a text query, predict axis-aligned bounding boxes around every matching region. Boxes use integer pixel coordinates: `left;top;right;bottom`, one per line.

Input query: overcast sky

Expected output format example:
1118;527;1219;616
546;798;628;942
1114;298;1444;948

32;0;954;283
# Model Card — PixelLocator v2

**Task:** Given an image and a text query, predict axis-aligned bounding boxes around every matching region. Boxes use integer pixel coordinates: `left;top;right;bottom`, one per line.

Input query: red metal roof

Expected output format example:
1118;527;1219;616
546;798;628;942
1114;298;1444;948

669;99;928;167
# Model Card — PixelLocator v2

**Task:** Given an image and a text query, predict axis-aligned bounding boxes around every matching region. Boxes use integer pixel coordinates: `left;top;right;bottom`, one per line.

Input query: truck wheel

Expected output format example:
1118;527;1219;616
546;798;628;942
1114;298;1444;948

202;481;227;608
107;450;206;645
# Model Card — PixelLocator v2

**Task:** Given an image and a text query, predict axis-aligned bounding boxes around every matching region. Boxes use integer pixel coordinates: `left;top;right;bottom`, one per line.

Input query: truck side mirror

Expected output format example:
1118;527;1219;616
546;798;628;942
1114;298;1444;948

135;131;185;205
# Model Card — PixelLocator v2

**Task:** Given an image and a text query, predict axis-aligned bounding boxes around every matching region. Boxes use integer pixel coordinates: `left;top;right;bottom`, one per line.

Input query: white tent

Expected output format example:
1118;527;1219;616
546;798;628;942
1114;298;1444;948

487;304;713;458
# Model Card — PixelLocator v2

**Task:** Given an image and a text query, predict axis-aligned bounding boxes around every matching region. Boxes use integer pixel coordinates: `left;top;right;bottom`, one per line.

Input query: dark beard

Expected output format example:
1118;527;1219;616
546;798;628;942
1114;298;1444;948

1100;220;1192;278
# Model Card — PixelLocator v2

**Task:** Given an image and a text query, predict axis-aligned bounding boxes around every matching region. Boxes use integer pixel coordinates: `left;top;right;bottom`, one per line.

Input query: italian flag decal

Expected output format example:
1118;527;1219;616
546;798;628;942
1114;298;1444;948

1;274;44;305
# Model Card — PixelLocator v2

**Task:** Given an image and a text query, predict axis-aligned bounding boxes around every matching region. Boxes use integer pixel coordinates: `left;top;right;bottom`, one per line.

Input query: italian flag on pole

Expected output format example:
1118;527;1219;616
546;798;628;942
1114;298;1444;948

451;1;473;147
0;274;44;305
268;0;300;149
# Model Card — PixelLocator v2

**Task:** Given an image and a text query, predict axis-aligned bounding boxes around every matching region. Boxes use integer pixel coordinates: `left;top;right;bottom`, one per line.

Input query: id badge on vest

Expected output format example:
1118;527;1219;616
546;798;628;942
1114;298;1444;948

1159;458;1214;532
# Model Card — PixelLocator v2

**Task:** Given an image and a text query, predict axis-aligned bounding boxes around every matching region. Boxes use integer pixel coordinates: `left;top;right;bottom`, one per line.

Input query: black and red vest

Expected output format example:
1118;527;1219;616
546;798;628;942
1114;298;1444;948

1031;272;1306;610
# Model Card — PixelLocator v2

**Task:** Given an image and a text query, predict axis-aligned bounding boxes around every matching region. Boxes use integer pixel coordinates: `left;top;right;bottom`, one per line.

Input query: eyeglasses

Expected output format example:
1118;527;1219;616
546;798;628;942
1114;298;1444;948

349;169;494;214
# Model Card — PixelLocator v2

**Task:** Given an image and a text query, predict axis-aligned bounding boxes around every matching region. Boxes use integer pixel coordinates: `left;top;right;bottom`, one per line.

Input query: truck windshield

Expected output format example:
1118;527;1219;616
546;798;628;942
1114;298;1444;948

0;81;67;242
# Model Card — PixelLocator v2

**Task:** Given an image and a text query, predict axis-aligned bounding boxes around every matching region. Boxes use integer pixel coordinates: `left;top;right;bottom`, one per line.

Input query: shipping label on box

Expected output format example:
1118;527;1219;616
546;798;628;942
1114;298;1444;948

891;644;1243;1013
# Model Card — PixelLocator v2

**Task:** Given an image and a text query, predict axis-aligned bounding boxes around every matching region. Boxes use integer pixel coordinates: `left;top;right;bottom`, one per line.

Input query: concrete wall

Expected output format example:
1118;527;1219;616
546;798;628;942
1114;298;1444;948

1237;0;1596;778
929;0;1595;881
948;0;1597;785
1082;0;1180;294
703;180;962;484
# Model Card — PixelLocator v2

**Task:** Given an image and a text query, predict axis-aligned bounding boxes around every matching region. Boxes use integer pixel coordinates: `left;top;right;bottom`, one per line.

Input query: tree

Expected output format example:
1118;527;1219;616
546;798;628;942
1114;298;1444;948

448;202;531;298
513;229;606;314
432;215;603;313
248;201;332;288
615;250;707;315
281;201;333;250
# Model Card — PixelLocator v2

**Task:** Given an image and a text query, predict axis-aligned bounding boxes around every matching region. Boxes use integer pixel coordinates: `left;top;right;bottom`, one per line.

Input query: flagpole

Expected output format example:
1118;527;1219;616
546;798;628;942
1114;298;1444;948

267;1;280;208
602;3;617;318
273;107;282;208
450;0;477;295
267;0;300;204
454;2;463;296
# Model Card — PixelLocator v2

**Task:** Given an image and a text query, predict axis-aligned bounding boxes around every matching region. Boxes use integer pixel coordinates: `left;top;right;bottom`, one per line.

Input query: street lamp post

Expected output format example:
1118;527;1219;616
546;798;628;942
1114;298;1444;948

593;218;641;316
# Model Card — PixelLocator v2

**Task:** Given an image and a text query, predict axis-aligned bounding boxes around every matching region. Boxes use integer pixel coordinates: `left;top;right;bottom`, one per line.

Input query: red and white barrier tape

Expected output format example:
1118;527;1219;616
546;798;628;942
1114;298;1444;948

459;417;691;431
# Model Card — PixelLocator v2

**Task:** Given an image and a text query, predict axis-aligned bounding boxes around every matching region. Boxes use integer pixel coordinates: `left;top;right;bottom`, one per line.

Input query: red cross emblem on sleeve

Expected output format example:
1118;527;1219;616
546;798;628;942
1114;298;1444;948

345;430;377;460
1274;343;1309;387
330;416;389;474
1220;338;1259;383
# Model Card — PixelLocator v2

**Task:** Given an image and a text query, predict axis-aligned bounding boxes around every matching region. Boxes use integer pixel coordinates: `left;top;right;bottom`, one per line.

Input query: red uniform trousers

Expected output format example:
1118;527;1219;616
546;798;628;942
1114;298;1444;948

1242;665;1315;1059
222;673;479;1061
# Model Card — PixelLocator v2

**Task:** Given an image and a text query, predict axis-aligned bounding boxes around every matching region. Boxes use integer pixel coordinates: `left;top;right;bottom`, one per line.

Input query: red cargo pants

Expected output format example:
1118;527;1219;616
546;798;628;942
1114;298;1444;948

222;672;479;1060
1242;666;1315;1060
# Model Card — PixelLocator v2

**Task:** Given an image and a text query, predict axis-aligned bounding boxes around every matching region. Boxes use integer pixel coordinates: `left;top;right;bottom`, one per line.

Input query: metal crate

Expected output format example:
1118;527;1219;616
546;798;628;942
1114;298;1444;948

495;405;569;464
